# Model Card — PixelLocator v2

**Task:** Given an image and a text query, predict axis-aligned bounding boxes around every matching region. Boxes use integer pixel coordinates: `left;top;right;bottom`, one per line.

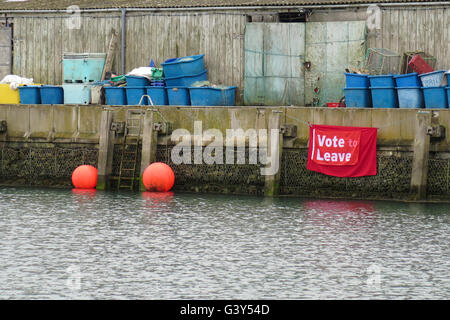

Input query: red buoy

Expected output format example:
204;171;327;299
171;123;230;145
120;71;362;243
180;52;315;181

142;162;175;192
72;165;98;189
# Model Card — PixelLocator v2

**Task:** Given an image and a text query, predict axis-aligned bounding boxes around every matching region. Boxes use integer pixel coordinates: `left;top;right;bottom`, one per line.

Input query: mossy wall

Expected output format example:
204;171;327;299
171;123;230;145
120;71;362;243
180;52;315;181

0;105;449;200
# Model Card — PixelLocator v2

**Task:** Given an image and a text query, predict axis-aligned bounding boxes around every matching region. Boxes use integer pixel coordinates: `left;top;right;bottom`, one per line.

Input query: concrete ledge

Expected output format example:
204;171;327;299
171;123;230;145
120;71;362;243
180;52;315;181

0;104;448;151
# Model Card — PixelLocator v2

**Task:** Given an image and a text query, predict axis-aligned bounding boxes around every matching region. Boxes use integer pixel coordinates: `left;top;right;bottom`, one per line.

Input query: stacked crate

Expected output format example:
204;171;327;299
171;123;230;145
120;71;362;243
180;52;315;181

62;53;106;105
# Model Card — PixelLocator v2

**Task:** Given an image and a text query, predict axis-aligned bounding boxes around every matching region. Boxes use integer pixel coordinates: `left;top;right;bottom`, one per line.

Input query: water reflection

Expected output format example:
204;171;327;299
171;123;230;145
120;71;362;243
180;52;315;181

303;199;377;228
0;188;449;299
141;191;175;209
71;188;97;202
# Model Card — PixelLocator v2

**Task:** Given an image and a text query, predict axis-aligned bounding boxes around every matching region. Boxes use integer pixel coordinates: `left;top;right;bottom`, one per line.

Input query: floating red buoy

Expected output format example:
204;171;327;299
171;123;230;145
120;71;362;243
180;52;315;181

142;162;175;192
72;165;98;189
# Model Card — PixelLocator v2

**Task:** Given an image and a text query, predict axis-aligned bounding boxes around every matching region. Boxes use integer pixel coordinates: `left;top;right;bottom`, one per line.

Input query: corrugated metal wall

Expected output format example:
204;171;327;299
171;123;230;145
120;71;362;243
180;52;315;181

8;6;450;106
368;6;450;69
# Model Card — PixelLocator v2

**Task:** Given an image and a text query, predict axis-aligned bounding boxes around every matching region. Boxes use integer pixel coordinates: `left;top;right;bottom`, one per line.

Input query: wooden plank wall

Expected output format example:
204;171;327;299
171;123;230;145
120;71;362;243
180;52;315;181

11;11;247;103
8;6;449;106
12;13;122;85
124;12;246;103
368;6;450;69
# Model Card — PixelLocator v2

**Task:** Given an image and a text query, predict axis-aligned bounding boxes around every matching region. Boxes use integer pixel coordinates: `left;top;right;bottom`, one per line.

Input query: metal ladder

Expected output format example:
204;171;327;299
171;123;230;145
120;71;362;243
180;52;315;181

117;95;154;191
117;109;144;191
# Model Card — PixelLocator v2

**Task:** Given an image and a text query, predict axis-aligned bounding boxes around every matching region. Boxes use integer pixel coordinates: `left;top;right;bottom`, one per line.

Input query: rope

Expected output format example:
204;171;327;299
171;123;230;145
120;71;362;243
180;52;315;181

244;48;305;59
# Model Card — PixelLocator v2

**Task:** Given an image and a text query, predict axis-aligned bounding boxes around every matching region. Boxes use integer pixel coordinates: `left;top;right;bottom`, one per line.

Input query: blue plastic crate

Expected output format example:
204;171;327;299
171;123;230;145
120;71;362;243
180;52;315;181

161;54;205;78
344;73;369;88
125;75;150;87
146;87;168;105
166;87;190;106
126;86;148;105
423;87;448;109
63;84;92;105
447;87;450;108
396;87;424;109
19;85;41;104
343;88;371;108
63;53;106;83
419;70;446;87
189;86;237;106
40;86;64;104
394;73;421;87
370;87;398;108
164;70;208;87
368;75;395;87
104;87;127;105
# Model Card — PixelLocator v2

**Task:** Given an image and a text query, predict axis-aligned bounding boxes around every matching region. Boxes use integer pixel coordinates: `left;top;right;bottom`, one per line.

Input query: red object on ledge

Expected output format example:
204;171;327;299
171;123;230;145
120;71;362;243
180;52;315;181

408;54;434;74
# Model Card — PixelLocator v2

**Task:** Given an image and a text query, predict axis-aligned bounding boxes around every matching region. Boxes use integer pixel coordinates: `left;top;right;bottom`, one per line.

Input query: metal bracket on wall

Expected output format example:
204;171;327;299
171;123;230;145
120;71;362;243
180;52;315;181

280;124;297;138
111;121;125;134
153;122;173;136
0;120;6;133
427;125;446;140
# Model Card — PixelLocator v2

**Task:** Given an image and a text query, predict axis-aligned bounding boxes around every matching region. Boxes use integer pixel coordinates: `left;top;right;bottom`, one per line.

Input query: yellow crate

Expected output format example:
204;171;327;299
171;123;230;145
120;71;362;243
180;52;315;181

0;84;21;104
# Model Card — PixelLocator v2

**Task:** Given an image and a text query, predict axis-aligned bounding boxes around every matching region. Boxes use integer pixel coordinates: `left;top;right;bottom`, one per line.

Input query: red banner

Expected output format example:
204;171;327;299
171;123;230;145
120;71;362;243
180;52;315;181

307;124;377;177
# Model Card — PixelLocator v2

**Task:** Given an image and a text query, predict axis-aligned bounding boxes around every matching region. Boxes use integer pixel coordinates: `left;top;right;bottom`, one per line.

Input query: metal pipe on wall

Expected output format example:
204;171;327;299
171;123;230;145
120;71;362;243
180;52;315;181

121;8;126;75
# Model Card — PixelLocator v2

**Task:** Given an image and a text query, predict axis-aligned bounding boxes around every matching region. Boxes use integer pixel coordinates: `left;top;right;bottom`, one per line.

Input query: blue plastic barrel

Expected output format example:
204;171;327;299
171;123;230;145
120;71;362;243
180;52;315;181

396;87;424;109
423;87;448;109
126;86;147;105
146;87;168;105
343;88;371;108
368;75;395;87
104;87;127;105
166;87;190;106
344;73;369;88
370;87;398;108
447;87;450;108
161;54;205;78
394;73;421;87
164;70;208;87
125;75;150;87
19;85;41;104
419;70;446;87
40;86;64;104
189;86;237;106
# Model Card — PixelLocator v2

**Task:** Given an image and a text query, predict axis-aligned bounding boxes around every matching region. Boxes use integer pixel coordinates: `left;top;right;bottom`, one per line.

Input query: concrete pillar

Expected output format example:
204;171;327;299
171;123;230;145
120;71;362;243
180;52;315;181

97;109;115;190
410;111;431;200
264;110;283;197
139;110;158;191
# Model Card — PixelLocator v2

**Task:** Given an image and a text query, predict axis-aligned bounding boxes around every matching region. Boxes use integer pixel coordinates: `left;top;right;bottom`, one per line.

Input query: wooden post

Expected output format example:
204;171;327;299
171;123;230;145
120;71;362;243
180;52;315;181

410;111;431;200
264;110;283;197
139;110;158;191
101;29;118;80
97;109;115;190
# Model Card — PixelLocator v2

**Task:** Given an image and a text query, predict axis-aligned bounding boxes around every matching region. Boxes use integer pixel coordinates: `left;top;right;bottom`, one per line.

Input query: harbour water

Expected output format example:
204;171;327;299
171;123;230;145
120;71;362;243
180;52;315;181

0;187;448;299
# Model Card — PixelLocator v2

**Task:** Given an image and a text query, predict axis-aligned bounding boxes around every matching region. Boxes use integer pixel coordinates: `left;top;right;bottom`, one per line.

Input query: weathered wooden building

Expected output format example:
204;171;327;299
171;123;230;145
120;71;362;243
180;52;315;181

0;0;449;106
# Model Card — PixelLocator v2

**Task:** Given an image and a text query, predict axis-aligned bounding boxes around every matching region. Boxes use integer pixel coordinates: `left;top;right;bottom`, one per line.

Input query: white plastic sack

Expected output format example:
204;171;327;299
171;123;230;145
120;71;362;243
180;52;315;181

440;70;450;87
0;75;34;90
127;67;153;80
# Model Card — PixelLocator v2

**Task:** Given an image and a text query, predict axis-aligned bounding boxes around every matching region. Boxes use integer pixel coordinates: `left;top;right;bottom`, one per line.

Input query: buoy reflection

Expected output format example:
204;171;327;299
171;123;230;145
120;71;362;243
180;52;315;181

142;191;174;208
71;188;97;202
